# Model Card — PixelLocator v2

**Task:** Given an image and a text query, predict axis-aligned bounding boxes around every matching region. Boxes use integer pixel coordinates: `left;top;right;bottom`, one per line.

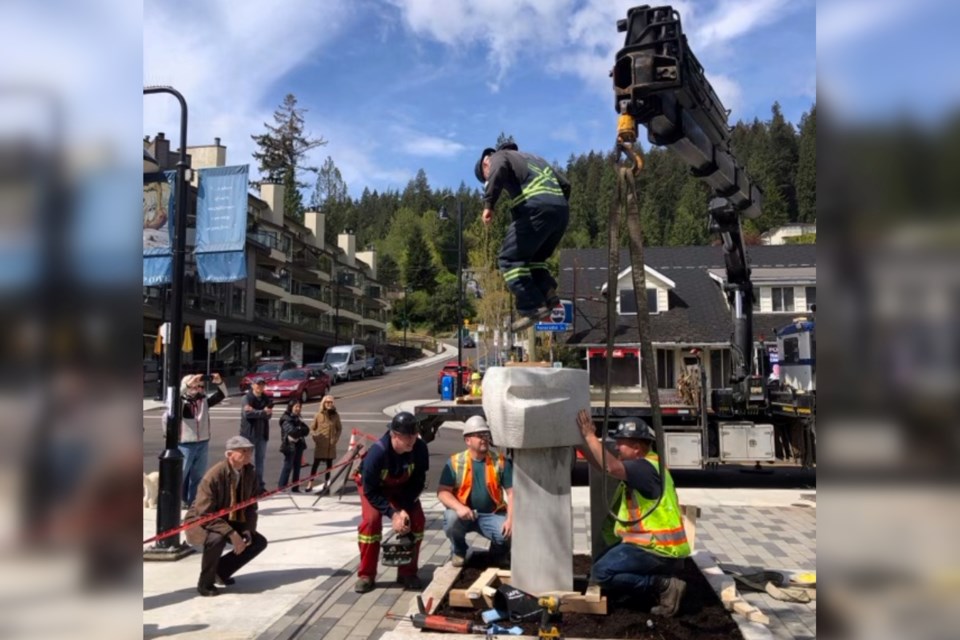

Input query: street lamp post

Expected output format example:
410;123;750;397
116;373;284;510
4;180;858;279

438;200;464;396
402;285;410;348
144;85;192;558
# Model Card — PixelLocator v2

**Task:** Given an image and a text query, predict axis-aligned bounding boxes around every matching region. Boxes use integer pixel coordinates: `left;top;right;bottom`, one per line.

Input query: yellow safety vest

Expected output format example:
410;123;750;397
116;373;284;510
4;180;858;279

449;450;507;512
602;453;690;558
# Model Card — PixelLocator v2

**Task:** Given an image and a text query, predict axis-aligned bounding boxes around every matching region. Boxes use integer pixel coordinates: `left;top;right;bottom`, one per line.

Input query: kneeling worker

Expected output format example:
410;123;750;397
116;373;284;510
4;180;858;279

575;410;689;617
186;435;268;597
437;416;513;567
355;411;429;593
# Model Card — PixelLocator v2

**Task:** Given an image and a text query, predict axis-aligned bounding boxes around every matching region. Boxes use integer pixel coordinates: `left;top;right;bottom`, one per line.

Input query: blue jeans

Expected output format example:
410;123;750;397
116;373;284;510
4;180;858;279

179;440;209;506
443;509;510;558
253;437;267;492
590;542;682;593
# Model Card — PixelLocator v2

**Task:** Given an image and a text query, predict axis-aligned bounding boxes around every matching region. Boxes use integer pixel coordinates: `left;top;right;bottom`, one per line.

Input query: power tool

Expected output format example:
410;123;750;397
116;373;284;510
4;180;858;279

537;596;562;640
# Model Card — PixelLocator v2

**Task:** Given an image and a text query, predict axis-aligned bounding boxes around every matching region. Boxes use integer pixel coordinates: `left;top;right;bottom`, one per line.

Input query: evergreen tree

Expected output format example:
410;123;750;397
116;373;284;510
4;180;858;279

377;253;401;287
495;131;516;149
766;102;800;222
404;227;438;294
796;104;817;223
668;178;709;245
401;169;432;214
250;94;326;222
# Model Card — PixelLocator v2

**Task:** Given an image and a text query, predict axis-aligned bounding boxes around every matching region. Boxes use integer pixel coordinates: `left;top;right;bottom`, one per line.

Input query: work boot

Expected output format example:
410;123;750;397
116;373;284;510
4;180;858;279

510;307;551;332
197;583;220;597
651;577;686;617
291;486;301;493
451;555;465;568
545;288;560;309
214;574;236;587
400;574;423;590
354;577;375;593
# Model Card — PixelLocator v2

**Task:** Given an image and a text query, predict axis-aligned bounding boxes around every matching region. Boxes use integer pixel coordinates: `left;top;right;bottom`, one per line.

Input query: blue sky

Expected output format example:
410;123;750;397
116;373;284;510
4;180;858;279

144;0;817;199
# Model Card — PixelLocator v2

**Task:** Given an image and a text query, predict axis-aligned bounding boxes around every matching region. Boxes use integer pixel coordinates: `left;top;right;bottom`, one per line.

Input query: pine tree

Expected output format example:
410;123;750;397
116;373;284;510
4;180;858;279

796;104;816;223
404;228;438;294
766;102;800;222
250;94;326;222
377;253;401;287
668;178;709;245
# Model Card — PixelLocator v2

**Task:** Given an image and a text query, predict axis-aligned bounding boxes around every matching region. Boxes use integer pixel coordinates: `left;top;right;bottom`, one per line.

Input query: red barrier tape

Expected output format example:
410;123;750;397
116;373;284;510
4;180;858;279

142;428;379;545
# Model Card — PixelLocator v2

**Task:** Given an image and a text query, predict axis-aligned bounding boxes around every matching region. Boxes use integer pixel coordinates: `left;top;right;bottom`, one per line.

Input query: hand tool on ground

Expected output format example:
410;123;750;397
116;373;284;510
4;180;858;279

537;596;562;640
409;613;488;634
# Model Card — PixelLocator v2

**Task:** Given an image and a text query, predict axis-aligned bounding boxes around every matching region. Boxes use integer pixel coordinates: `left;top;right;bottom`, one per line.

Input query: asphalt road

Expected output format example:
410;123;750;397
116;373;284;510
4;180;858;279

142;359;467;496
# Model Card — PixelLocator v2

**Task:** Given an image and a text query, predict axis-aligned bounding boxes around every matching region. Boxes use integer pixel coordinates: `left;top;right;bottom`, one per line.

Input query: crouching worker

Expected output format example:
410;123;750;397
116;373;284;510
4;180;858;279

437;416;513;567
355;411;429;593
575;410;689;617
185;436;268;597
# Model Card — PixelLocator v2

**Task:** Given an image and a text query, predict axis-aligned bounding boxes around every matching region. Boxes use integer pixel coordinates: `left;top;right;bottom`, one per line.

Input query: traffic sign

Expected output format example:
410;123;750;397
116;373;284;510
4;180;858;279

204;319;217;340
535;322;571;332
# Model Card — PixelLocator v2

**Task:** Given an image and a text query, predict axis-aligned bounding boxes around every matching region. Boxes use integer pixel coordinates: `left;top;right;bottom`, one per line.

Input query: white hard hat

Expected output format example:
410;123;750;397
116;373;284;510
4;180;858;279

463;415;490;436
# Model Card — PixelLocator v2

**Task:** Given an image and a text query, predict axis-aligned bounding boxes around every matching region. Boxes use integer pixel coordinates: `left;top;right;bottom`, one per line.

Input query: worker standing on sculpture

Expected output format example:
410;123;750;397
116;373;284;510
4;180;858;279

354;411;429;593
576;410;690;617
475;141;570;331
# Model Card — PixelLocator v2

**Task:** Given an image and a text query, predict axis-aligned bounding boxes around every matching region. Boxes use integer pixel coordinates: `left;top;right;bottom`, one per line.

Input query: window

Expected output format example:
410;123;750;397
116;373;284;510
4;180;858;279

656;349;675;389
709;349;732;389
618;288;658;314
805;286;816;311
772;287;795;312
232;287;246;315
752;287;761;312
782;337;800;364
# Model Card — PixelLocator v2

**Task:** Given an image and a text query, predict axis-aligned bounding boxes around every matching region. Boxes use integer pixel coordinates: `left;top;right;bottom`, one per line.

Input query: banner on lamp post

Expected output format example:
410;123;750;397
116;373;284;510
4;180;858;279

142;171;176;286
195;165;249;282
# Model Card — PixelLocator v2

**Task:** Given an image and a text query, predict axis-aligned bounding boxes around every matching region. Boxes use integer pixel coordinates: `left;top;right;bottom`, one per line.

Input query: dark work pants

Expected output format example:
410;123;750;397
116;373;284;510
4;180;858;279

198;526;268;588
278;442;307;489
499;204;569;314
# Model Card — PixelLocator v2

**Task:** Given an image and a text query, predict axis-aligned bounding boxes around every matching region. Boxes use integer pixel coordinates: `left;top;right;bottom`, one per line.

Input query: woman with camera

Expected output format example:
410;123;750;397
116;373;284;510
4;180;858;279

278;400;310;492
178;372;228;507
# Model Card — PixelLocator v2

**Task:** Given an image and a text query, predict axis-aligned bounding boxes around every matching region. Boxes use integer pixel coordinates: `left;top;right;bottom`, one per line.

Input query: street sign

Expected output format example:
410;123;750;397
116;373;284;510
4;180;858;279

159;322;170;345
535;322;570;332
536;299;573;331
204;319;217;340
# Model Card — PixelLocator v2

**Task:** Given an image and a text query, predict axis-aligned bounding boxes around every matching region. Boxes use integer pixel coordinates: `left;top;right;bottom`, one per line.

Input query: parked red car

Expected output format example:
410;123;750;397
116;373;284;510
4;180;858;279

263;367;331;403
436;361;474;395
239;359;297;392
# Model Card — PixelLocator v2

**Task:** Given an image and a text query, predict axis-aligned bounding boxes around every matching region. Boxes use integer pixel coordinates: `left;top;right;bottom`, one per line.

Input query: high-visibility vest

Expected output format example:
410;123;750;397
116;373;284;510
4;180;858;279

602;453;690;558
449;450;507;513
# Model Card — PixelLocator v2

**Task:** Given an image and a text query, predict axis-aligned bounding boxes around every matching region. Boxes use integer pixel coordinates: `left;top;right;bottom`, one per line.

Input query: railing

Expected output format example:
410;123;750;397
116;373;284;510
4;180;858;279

250;230;292;255
255;266;290;292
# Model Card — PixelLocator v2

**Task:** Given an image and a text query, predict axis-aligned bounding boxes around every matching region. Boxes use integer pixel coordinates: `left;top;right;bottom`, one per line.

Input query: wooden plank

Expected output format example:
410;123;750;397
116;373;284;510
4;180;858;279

583;584;602;603
504;361;552;368
448;589;474;609
558;595;607;615
467;567;501;595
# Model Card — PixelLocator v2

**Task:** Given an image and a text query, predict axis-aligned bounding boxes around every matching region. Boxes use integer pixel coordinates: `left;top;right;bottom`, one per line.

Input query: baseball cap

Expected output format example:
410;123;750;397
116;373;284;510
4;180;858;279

463;415;490;436
474;147;496;183
225;435;255;451
612;417;656;441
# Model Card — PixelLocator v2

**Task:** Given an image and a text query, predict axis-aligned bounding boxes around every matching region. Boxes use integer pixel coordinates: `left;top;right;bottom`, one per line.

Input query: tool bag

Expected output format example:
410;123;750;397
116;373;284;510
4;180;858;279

381;533;416;566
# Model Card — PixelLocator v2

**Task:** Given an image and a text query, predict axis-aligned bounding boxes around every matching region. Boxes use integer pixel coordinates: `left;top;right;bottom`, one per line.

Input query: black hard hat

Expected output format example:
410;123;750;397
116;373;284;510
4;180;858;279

496;141;518;152
390;411;418;436
613;417;656;441
474;147;496;183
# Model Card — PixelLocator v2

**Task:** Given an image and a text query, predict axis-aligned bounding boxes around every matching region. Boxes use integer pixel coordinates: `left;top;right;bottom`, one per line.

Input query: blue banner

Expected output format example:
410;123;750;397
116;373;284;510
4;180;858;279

143;170;175;286
195;165;249;282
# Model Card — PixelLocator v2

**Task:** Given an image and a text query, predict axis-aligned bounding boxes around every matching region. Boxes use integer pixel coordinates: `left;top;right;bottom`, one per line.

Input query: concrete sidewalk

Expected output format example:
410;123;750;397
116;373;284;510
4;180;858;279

144;483;815;640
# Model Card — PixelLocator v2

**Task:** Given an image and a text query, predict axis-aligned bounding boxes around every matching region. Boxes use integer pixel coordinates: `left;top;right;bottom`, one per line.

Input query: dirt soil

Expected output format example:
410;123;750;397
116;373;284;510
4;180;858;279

431;553;743;640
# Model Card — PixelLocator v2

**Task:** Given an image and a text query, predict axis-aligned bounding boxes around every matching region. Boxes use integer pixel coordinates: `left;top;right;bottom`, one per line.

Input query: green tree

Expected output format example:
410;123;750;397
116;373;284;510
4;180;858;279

404;227;438;294
377;253;401;287
668;178;709;245
796;104;817;223
766;102;800;222
250;94;326;222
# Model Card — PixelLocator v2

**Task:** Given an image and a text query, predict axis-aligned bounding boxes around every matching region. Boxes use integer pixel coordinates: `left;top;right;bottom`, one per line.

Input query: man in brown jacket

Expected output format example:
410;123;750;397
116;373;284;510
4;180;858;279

185;435;268;596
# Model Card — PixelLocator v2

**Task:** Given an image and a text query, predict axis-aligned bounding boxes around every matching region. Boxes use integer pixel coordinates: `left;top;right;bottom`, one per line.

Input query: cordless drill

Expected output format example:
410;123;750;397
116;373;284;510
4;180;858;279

537;596;562;640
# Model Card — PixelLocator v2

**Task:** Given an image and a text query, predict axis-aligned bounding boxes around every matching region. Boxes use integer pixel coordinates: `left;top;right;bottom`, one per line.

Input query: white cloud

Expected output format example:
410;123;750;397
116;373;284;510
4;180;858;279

143;0;353;181
706;73;743;118
396;129;466;157
692;0;791;50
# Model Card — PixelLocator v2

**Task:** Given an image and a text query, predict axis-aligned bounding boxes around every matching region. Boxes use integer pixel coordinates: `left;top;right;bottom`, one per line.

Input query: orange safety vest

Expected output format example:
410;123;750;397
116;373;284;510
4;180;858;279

449;450;507;513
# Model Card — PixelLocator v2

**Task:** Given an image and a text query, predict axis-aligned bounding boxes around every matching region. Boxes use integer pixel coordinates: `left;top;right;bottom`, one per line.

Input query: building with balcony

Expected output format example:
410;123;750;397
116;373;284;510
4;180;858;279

143;133;391;372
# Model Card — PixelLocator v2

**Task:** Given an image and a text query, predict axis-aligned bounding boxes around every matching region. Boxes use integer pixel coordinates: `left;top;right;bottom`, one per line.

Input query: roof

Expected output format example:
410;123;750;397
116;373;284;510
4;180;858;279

558;245;816;346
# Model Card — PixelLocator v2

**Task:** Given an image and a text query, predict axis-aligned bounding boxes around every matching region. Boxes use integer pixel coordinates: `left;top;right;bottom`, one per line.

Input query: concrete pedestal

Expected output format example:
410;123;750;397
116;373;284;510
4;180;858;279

481;366;589;595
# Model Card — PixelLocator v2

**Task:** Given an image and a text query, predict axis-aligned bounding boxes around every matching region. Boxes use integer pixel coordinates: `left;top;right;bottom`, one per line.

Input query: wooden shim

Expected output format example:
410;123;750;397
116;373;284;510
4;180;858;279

584;584;602;603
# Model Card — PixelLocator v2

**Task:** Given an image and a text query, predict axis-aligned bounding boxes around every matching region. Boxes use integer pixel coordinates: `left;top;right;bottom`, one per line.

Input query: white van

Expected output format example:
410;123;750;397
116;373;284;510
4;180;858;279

322;344;367;382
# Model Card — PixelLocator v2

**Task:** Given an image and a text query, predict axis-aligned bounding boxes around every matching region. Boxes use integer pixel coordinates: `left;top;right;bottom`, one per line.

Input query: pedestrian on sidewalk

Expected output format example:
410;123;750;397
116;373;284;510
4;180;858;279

354;411;429;594
575;410;690;617
278;401;310;492
239;378;273;494
177;372;228;507
307;395;342;492
475;140;570;331
437;416;513;568
185;436;268;597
